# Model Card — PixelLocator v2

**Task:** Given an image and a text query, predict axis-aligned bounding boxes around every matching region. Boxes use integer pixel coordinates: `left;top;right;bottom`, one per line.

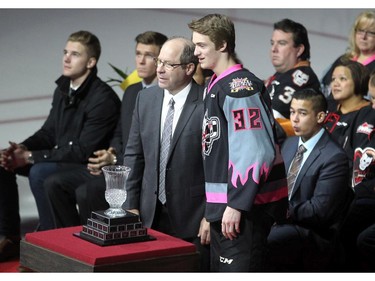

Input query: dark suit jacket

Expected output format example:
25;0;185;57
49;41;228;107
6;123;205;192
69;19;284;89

281;130;352;243
108;82;143;164
121;82;143;149
124;82;205;239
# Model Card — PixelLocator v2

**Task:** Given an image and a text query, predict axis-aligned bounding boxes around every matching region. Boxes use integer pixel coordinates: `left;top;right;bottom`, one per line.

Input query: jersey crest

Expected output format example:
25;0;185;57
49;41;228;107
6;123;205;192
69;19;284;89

352;147;375;186
202;111;220;157
292;69;309;87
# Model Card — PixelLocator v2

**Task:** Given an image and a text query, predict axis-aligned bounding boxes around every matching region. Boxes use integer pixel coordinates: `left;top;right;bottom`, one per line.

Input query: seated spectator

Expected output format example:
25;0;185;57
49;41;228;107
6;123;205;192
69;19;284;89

339;69;375;271
265;18;321;139
45;31;168;228
324;58;370;167
0;30;121;262
321;10;375;111
266;88;352;272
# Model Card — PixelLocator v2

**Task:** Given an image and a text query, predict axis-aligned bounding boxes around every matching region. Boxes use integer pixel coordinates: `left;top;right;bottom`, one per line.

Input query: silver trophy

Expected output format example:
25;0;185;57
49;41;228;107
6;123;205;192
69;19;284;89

102;165;131;218
76;165;154;245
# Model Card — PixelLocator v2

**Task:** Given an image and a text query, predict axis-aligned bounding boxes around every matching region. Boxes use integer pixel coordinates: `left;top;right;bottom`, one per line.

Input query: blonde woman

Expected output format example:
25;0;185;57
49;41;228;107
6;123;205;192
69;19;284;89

322;10;375;110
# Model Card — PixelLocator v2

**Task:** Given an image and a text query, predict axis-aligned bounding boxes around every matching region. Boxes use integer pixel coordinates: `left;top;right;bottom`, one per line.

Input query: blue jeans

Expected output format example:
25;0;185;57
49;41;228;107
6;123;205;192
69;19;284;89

28;162;59;230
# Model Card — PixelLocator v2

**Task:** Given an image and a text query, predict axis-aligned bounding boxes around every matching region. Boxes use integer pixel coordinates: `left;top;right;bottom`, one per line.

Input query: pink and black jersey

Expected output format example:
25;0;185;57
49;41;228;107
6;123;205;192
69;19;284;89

202;64;288;222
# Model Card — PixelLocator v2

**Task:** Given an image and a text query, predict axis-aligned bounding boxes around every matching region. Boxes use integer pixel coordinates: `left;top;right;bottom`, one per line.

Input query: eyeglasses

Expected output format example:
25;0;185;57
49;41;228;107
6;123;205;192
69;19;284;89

154;58;188;71
356;29;375;38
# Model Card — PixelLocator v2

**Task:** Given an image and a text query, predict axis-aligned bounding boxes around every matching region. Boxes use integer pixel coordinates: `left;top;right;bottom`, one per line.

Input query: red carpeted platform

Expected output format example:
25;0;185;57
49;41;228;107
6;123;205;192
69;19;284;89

0;259;19;272
20;226;199;272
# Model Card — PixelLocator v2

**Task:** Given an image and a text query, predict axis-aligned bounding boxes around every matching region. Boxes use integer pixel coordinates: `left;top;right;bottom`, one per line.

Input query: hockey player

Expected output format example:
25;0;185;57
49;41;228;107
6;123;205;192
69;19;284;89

189;13;288;272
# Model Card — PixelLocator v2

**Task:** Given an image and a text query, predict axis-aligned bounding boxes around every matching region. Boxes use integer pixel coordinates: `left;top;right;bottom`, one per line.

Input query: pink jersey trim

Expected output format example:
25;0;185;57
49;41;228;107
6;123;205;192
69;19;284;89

206;192;227;203
229;160;270;187
352;54;375;66
207;64;243;93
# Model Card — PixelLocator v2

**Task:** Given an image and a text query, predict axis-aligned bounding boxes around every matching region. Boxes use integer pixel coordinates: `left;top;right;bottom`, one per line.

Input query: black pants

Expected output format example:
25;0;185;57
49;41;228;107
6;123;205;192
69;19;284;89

340;198;375;271
0;167;21;238
357;223;375;271
152;200;210;272
210;204;275;272
44;164;107;228
266;223;336;271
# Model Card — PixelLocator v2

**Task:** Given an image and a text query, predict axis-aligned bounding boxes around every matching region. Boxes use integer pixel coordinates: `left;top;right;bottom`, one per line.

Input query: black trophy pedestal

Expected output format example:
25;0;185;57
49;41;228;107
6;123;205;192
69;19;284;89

75;210;155;246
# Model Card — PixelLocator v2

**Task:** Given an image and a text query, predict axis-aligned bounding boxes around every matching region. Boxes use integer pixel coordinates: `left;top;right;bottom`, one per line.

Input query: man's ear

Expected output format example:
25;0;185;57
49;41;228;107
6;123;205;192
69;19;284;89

218;41;227;52
296;44;305;59
87;57;97;69
186;63;196;76
317;111;326;124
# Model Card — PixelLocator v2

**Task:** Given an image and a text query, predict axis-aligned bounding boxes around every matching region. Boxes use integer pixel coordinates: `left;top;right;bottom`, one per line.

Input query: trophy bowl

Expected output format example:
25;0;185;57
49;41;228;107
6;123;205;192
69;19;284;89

102;165;131;218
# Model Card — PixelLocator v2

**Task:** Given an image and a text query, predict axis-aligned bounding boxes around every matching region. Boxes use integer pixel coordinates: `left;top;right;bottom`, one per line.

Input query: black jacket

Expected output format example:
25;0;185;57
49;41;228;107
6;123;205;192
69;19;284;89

22;67;121;164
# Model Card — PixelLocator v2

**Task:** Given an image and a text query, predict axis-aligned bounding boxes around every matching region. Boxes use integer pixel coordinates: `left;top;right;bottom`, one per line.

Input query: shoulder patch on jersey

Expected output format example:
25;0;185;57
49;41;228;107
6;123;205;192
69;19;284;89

292;69;309;87
357;122;374;136
229;77;254;93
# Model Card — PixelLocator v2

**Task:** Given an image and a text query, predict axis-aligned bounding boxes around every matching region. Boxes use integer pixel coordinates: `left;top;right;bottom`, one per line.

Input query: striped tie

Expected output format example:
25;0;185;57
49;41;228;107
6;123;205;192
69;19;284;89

158;98;175;204
287;144;306;199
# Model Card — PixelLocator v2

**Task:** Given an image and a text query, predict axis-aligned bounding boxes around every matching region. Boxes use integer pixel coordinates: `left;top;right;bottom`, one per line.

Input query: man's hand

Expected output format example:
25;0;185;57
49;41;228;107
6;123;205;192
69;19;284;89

0;141;30;171
197;217;210;245
126;209;140;216
221;206;241;240
87;147;117;175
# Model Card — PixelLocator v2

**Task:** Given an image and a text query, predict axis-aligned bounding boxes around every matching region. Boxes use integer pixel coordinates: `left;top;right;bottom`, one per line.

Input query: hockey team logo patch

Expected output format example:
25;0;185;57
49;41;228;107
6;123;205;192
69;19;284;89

352;147;375;186
292;69;309;87
356;122;374;138
202;111;220;156
229;77;253;93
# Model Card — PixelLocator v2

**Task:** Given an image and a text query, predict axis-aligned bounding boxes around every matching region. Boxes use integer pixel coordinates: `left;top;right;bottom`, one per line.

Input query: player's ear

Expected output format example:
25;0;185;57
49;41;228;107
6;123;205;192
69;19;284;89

218;41;227;52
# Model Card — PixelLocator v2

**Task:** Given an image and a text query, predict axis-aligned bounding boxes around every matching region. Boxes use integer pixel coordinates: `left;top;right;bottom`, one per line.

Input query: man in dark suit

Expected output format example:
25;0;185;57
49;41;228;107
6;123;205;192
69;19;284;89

44;31;167;228
123;36;209;271
120;31;168;149
266;88;353;271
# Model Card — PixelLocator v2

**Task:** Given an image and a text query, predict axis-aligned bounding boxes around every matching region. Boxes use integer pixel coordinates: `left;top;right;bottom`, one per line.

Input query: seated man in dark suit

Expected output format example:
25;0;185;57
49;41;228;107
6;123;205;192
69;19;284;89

44;31;167;228
266;88;353;271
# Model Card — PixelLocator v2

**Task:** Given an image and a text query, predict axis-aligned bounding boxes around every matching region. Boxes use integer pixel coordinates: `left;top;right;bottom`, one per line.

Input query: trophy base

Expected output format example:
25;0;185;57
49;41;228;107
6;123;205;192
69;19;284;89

74;231;156;246
75;210;155;246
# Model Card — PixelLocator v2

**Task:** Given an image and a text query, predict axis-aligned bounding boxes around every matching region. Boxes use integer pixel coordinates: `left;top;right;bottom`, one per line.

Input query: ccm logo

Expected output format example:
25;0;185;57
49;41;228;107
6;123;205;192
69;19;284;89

219;256;233;264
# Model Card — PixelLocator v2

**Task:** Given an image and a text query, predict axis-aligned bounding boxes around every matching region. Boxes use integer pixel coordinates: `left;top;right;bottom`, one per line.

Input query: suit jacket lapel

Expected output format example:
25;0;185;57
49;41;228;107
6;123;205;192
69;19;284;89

285;137;299;169
153;88;164;164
